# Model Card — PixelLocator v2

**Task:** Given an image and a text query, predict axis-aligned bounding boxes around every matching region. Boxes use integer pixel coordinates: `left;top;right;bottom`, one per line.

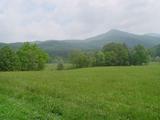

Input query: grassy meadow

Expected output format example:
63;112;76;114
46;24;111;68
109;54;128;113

0;63;160;120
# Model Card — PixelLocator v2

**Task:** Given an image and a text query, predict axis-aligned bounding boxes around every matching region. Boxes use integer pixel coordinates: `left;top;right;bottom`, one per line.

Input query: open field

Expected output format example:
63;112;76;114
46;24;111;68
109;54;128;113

0;63;160;120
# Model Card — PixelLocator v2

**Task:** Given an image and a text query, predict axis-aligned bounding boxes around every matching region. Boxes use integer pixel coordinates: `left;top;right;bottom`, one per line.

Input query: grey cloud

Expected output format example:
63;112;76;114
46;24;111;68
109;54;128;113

0;0;160;42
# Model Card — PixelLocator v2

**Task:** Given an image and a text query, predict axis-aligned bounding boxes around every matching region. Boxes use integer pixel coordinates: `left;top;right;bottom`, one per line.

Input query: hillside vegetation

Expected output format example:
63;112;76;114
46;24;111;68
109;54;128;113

0;63;159;120
1;29;160;57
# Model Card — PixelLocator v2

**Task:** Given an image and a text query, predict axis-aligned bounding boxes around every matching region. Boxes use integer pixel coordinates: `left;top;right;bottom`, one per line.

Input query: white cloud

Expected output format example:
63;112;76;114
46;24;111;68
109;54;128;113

0;0;160;42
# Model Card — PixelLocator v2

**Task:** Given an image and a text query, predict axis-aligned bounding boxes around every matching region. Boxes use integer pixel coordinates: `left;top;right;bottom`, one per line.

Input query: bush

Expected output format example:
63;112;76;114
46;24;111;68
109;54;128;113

56;59;64;70
155;56;160;62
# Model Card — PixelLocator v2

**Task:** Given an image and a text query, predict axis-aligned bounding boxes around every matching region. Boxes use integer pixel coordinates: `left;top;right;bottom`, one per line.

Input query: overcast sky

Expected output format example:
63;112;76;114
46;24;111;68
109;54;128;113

0;0;160;43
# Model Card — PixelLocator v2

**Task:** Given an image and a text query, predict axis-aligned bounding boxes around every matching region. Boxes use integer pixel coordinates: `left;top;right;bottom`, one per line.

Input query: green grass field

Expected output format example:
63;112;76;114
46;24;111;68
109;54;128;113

0;63;160;120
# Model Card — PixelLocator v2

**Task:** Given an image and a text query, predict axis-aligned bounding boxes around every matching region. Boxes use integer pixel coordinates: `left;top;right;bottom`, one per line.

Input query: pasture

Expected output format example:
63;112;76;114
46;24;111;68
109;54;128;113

0;63;160;120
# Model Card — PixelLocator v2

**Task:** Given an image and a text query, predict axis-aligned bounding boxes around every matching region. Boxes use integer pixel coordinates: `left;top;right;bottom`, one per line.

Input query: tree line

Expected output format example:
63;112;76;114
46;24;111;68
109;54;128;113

0;43;48;71
69;43;150;68
0;42;151;71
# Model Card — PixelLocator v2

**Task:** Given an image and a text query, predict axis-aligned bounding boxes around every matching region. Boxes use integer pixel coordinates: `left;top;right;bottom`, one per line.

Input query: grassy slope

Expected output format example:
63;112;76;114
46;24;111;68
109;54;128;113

0;64;160;120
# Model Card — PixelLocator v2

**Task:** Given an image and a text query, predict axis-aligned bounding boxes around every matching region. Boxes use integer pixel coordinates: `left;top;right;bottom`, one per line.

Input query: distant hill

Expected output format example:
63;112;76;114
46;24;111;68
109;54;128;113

0;29;160;57
85;29;160;48
145;33;160;38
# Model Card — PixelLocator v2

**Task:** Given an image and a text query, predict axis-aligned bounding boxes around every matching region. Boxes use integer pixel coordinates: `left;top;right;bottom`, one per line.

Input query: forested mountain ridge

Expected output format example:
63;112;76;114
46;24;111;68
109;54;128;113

0;29;160;57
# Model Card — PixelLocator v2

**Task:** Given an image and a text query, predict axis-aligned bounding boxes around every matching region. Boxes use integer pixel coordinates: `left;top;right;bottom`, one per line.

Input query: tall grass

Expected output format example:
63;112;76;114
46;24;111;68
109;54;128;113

0;63;160;120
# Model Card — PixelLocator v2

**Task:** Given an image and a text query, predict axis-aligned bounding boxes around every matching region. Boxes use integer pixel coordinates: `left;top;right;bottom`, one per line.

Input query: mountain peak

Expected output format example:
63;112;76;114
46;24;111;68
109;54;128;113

106;29;134;36
108;29;121;32
107;29;131;34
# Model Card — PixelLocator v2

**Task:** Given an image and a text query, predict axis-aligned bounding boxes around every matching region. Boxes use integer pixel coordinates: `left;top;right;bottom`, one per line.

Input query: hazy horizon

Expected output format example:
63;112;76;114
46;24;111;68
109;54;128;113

0;0;160;42
0;29;159;44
